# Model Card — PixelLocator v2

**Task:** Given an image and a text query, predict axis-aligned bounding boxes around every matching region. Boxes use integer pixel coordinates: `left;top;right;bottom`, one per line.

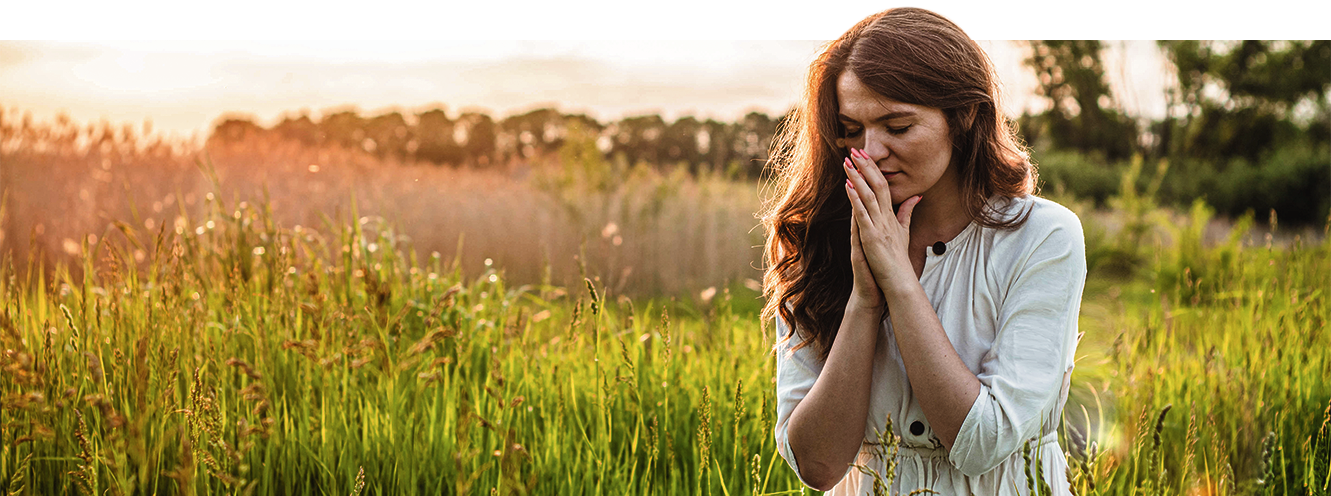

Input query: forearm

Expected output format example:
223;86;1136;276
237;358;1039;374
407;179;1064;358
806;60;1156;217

785;297;882;489
883;282;980;449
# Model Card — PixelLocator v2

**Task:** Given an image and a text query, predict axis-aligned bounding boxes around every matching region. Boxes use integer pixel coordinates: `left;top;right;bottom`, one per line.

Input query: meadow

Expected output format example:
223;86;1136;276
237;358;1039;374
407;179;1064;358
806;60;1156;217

1;113;1328;495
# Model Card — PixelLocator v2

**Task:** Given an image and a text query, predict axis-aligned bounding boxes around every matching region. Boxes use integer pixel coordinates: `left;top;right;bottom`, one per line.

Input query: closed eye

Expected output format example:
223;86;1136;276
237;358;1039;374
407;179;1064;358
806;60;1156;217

842;125;909;138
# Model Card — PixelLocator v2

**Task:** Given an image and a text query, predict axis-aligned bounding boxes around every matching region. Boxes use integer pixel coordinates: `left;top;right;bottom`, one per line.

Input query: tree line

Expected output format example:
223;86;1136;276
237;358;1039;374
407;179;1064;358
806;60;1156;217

1019;40;1329;224
209;41;1329;223
210;106;785;179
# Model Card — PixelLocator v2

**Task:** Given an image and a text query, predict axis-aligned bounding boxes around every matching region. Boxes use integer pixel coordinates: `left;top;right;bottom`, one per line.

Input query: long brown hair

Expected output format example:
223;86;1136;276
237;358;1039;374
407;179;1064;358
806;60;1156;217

761;7;1035;359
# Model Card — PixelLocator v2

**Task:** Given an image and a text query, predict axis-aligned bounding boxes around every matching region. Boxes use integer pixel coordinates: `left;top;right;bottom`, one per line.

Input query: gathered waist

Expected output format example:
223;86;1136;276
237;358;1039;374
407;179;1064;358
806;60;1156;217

862;431;1060;460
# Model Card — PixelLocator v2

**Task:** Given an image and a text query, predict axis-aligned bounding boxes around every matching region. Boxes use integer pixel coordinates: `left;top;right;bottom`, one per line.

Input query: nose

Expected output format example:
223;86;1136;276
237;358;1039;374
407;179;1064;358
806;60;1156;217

860;129;891;165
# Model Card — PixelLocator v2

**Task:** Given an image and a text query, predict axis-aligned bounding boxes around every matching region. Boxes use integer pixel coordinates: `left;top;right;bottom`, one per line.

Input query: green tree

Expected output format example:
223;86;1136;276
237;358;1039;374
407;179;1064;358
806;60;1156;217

1153;40;1330;225
735;111;780;178
663;116;704;173
1156;40;1330;161
1023;41;1140;161
700;118;735;175
610;114;667;167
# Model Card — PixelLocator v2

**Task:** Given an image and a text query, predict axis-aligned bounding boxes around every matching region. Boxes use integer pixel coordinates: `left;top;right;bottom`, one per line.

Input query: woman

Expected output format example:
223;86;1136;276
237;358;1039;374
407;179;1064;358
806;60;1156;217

763;7;1086;495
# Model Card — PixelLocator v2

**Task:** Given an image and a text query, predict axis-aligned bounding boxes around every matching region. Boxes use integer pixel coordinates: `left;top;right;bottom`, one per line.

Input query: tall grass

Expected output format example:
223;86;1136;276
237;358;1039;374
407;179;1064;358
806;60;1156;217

0;191;798;494
1;112;1327;494
1060;167;1331;495
3;182;1327;494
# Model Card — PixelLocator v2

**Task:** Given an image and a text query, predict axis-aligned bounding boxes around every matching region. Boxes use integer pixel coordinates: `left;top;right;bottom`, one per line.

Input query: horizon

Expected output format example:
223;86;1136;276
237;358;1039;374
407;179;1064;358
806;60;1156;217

0;40;1172;141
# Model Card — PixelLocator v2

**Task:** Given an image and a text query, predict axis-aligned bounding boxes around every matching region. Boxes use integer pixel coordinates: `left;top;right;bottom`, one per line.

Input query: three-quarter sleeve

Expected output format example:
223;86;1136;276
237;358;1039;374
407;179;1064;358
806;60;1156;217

773;315;827;488
947;215;1087;477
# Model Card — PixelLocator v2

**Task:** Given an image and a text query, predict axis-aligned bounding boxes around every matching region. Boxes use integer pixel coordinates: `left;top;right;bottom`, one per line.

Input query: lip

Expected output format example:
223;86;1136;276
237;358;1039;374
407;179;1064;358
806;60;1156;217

881;171;902;178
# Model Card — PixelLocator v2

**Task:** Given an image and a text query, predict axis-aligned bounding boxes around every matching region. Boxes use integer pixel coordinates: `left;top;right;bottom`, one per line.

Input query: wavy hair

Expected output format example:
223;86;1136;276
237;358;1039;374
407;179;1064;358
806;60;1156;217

761;7;1036;359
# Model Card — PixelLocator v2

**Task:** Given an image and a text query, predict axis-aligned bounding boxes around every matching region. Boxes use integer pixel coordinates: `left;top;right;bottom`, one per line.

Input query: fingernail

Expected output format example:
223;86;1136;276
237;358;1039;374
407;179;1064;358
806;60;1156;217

846;179;854;189
851;148;861;159
843;157;852;169
845;157;858;172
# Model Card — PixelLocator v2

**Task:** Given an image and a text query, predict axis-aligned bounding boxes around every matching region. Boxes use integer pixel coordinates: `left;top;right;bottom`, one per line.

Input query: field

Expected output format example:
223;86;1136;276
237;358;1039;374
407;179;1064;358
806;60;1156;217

1;116;1329;495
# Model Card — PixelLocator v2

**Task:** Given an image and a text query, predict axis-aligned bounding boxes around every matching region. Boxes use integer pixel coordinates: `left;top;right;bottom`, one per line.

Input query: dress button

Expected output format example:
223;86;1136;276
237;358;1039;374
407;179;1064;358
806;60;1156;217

931;241;946;255
910;421;925;436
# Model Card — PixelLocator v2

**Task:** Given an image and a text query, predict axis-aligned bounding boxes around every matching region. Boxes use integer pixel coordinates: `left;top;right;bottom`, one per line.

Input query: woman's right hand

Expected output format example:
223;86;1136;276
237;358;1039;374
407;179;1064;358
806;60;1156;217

847;178;885;313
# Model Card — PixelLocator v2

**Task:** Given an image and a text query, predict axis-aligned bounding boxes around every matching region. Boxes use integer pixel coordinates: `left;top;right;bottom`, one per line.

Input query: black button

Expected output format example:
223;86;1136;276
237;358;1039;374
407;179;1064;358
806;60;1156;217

931;241;946;255
910;421;925;436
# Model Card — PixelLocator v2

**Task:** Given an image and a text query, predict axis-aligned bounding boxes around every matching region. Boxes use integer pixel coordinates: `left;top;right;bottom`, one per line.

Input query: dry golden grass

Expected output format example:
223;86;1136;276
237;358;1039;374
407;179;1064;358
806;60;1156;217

0;110;765;297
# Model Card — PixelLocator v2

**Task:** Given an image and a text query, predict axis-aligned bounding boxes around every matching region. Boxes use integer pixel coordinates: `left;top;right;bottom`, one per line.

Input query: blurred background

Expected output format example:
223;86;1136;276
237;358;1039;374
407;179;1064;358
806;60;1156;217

1;38;1328;296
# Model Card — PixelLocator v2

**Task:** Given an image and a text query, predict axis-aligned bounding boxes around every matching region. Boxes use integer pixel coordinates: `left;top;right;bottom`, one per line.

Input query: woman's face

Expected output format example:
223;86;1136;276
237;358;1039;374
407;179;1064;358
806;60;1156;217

836;70;957;206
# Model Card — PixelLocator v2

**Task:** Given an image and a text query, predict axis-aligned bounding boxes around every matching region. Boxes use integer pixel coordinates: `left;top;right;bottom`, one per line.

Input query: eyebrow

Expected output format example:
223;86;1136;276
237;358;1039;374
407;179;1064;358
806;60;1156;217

837;111;917;124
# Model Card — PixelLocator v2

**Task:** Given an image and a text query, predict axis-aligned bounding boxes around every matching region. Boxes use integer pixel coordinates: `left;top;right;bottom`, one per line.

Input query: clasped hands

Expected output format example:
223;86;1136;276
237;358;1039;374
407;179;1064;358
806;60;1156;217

842;148;923;311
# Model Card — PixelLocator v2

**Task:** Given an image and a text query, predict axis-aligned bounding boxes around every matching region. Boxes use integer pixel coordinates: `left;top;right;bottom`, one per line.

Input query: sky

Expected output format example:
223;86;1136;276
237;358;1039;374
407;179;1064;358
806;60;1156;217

2;1;1325;140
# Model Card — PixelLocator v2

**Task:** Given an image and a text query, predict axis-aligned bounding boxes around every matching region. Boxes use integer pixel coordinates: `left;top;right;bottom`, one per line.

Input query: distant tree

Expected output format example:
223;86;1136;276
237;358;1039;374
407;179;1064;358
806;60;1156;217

1023;41;1139;160
1156;40;1330;161
210;118;266;144
700;119;735;174
500;108;567;160
736;111;780;178
319;110;368;151
272;114;322;146
612;115;667;167
204;103;801;182
456;112;497;167
366;112;411;160
662;116;704;173
563;113;604;136
415;108;463;166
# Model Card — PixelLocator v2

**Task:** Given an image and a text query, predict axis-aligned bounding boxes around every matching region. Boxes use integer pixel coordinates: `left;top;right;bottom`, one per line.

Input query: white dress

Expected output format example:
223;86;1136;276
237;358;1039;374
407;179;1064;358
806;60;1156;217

774;195;1086;495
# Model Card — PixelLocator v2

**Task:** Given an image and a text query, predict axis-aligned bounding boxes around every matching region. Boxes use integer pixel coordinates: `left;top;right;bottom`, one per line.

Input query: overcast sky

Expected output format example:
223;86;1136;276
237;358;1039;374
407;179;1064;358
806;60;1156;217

2;0;1322;140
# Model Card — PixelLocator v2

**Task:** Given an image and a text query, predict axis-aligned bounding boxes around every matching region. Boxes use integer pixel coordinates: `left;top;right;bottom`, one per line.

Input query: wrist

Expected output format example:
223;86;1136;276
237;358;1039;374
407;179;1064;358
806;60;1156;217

846;293;885;313
876;274;921;302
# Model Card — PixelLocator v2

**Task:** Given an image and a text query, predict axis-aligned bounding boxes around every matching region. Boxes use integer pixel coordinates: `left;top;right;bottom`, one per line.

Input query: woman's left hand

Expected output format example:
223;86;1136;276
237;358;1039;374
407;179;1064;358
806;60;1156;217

843;148;922;298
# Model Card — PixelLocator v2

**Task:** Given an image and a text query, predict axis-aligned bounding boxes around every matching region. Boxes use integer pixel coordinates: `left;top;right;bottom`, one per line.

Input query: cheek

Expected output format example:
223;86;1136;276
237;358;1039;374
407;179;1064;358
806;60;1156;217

921;135;953;170
900;136;946;164
935;146;954;171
